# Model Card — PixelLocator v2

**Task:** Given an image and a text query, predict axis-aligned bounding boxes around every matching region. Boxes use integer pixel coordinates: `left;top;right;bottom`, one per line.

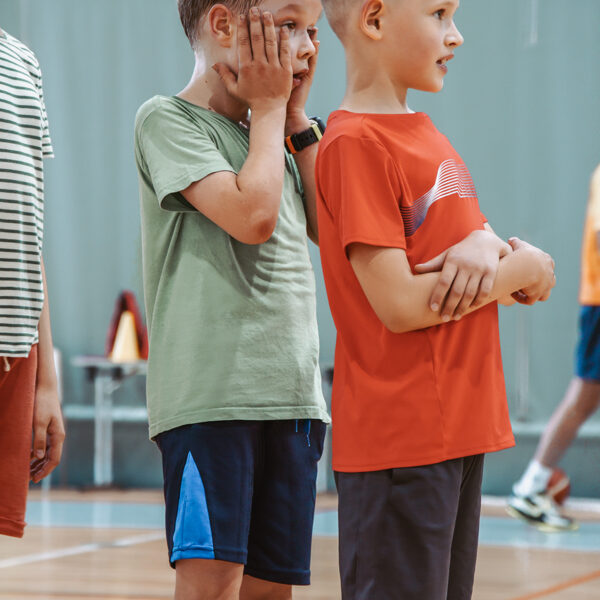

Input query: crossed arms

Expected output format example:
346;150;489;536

348;227;556;334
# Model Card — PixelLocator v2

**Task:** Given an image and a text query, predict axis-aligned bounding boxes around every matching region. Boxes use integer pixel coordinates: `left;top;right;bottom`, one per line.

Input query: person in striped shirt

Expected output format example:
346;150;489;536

0;28;64;538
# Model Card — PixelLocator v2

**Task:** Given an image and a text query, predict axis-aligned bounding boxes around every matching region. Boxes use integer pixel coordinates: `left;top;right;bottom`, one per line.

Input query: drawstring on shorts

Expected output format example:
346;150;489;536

295;419;312;447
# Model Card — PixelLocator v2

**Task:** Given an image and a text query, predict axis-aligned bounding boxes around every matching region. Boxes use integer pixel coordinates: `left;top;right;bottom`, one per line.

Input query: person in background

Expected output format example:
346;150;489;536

508;165;600;532
0;27;65;538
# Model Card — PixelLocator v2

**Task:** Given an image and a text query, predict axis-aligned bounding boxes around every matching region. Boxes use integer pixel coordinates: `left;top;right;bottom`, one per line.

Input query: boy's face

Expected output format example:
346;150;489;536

382;0;464;93
261;0;322;85
230;0;322;85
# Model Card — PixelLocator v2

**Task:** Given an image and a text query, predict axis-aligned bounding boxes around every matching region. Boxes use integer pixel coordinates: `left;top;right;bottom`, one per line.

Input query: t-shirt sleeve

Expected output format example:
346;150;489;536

318;135;406;253
36;72;53;158
137;105;236;212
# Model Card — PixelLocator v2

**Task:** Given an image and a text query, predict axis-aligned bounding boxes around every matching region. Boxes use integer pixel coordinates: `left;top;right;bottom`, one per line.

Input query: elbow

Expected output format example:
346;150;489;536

243;212;278;245
384;318;411;334
376;306;412;334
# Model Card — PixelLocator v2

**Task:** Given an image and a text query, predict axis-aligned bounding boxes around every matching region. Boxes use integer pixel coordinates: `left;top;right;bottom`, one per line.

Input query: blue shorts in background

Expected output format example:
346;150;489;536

155;419;326;586
575;305;600;381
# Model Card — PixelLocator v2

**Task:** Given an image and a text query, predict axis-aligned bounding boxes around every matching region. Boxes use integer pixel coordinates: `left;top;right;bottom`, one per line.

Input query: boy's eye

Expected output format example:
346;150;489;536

434;9;445;19
281;21;297;31
308;28;317;39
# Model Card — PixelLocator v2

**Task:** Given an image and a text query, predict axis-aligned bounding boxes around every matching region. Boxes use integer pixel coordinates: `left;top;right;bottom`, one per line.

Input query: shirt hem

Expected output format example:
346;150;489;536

342;235;407;255
149;406;331;439
332;435;515;473
0;339;37;358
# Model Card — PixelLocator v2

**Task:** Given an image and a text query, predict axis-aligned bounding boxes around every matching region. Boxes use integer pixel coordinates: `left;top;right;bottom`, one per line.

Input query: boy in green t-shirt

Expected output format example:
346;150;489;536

134;1;330;597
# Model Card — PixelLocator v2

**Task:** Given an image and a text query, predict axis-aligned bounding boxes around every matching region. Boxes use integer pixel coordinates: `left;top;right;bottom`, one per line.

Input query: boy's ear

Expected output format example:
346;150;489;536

206;4;236;47
360;0;385;41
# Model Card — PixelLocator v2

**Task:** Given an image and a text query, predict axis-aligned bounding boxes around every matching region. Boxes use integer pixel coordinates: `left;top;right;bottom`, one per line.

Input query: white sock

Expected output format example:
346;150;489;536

513;460;553;496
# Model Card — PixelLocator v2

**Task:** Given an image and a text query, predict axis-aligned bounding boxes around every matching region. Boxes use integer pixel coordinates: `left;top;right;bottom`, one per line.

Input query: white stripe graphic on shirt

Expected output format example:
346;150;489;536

400;159;477;236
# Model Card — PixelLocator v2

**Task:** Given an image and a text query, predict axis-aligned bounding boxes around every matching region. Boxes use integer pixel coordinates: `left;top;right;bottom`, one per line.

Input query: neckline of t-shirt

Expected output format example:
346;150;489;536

169;95;249;131
334;109;429;119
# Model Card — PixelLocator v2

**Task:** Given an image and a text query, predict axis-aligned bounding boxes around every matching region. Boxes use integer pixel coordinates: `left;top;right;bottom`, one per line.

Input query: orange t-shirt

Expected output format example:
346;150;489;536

579;165;600;305
316;110;514;472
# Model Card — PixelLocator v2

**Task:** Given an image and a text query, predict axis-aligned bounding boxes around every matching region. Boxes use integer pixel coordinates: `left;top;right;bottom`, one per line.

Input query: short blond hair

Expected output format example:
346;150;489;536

322;0;358;40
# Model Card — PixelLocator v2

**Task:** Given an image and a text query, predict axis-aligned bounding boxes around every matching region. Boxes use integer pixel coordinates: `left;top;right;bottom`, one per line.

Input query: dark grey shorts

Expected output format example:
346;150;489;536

335;454;484;600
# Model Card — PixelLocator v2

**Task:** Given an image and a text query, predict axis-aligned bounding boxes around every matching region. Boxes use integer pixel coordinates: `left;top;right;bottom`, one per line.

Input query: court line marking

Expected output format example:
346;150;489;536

0;531;163;569
510;569;600;600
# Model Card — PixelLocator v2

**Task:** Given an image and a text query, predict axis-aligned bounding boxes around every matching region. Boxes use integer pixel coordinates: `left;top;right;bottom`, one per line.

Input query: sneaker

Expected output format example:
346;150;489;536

506;490;579;532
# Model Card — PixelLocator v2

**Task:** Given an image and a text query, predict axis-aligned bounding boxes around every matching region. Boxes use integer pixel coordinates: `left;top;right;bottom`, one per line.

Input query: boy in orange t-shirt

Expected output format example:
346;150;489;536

509;164;600;532
317;1;556;598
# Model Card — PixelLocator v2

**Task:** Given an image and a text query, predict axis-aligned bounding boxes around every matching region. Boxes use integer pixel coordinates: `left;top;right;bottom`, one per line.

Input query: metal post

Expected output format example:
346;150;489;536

93;374;114;486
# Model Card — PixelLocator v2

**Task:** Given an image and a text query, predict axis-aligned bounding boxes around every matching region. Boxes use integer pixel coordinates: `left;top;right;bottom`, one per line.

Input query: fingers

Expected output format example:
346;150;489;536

30;424;64;483
508;236;524;251
237;13;252;64
414;250;449;274
441;270;469;320
262;12;279;64
454;275;481;319
498;240;513;258
212;63;237;94
430;261;457;313
31;422;47;461
249;7;267;62
279;24;291;68
512;290;529;304
474;271;495;306
307;39;319;77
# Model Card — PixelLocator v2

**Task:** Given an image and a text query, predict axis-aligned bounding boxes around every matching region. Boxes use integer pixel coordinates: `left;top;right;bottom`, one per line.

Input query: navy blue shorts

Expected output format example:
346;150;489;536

155;419;326;585
575;305;600;381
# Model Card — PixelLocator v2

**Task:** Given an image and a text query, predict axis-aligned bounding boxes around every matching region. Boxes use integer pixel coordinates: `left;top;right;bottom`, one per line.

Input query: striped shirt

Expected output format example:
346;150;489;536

0;30;53;356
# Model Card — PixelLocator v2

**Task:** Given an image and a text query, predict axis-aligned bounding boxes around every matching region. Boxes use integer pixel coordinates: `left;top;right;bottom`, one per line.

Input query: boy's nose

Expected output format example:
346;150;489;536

447;21;464;48
296;31;317;60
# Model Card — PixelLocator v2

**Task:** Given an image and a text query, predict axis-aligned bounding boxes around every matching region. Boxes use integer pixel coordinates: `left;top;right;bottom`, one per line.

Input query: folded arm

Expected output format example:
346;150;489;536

348;240;555;334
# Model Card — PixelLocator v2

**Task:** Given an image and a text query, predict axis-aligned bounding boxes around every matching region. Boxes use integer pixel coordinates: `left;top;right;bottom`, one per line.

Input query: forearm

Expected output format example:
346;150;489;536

292;142;319;244
383;248;542;333
283;112;318;243
237;106;287;210
37;259;58;391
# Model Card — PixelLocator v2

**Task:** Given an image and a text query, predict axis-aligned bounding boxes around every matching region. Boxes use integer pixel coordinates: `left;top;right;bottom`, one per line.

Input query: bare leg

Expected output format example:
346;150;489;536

175;559;244;600
239;575;293;600
534;377;600;467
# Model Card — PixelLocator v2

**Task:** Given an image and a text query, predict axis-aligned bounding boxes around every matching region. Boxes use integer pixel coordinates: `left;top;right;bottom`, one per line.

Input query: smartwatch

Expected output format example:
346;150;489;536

285;117;326;154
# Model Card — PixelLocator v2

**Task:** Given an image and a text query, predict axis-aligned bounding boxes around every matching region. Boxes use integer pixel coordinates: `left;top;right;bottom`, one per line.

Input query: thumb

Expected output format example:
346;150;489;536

499;240;513;258
212;63;237;94
414;249;449;273
508;236;523;251
32;422;47;460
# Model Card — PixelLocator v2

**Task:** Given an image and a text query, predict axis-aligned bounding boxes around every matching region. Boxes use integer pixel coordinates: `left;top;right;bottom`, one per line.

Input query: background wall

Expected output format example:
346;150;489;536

1;0;600;494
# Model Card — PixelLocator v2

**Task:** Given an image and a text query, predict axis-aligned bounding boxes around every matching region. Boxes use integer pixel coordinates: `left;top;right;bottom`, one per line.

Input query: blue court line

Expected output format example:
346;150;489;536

25;502;600;553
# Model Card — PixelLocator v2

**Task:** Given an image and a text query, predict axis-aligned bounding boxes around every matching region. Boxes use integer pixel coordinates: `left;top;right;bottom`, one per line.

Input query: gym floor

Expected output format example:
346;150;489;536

0;490;598;599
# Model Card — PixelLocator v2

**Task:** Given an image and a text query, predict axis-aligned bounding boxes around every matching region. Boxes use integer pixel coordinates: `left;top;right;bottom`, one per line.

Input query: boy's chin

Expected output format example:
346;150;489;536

415;80;444;94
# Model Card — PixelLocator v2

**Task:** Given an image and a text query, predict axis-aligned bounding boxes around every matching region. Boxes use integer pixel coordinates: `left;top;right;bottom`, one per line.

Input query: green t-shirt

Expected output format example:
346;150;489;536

134;96;329;438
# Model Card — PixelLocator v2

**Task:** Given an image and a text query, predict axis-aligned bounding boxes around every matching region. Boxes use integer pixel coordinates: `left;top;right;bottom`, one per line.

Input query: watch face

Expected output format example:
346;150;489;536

310;117;326;134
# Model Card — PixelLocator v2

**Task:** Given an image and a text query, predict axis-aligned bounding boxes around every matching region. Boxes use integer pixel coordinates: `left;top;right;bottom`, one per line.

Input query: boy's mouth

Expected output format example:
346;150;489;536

293;70;309;88
436;54;454;73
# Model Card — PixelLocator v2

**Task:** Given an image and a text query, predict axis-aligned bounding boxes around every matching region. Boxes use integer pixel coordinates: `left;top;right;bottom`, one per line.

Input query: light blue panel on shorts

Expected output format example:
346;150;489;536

170;451;215;562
